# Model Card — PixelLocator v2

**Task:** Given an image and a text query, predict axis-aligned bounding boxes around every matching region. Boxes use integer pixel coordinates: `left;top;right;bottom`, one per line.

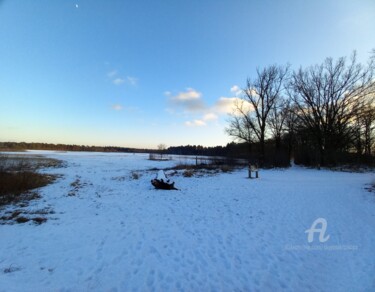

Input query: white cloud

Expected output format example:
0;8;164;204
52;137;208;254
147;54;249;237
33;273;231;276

183;111;218;128
213;97;240;114
169;88;205;112
185;120;206;127
112;104;123;111
167;86;254;128
113;78;125;85
230;85;242;96
172;88;201;101
203;112;218;121
213;97;253;114
245;88;259;97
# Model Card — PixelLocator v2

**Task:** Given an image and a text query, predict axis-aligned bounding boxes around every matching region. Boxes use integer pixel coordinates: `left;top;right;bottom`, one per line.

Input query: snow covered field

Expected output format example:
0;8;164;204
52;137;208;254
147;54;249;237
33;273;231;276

1;151;375;291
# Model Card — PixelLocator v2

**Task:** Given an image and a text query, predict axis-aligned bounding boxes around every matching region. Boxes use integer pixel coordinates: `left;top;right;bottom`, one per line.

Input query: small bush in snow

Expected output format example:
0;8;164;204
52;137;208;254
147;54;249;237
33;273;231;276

3;265;21;274
220;165;233;172
183;169;194;177
131;172;140;180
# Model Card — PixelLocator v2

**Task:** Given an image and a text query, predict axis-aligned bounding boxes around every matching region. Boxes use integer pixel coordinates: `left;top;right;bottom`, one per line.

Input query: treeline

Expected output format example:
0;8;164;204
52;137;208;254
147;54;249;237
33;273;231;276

166;145;227;156
0;141;249;160
0;142;147;153
164;143;289;166
226;50;375;167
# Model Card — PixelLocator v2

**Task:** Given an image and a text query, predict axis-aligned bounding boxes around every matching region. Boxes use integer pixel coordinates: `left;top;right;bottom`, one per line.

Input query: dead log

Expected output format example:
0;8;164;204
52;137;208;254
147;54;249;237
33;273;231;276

151;170;178;190
151;179;178;190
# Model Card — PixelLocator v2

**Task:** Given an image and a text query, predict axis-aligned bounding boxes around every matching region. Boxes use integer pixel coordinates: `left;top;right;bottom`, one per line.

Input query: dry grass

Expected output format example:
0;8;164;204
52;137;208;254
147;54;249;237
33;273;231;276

68;176;90;196
0;172;56;206
0;155;62;171
0;154;61;225
183;169;194;177
0;154;61;207
0;207;54;225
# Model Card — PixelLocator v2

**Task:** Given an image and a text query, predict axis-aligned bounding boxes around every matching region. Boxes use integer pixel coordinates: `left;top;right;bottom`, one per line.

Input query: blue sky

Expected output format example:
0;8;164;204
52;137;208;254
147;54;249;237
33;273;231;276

0;0;374;148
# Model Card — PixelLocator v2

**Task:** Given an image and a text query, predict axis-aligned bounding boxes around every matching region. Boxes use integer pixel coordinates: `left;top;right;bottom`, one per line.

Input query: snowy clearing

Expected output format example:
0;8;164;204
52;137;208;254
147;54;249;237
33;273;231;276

1;151;375;291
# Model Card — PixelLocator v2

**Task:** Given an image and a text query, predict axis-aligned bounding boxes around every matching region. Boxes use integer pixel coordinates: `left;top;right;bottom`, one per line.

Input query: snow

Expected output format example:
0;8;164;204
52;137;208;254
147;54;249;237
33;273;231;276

156;170;170;182
1;151;375;291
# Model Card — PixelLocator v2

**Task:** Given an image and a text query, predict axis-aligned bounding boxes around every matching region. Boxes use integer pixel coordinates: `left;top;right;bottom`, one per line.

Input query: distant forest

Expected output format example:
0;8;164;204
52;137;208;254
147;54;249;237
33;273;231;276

0;142;145;154
0;141;245;158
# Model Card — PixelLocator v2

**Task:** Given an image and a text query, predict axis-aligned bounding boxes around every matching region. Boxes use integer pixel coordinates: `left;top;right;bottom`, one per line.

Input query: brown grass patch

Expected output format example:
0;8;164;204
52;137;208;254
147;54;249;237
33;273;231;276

183;169;194;177
0;207;53;225
0;171;56;206
0;154;61;212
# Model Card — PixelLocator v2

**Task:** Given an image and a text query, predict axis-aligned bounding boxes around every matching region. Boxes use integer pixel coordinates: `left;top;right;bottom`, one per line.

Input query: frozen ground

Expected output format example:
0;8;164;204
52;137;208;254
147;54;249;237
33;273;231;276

1;151;375;291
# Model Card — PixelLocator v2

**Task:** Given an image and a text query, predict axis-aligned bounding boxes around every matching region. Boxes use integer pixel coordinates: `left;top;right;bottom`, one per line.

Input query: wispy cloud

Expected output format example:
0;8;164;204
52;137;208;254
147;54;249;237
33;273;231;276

202;112;218;121
107;70;138;86
185;120;206;127
107;70;117;78
164;107;175;114
184;113;218;127
113;78;125;85
111;104;140;113
112;104;123;111
127;76;138;86
230;85;242;96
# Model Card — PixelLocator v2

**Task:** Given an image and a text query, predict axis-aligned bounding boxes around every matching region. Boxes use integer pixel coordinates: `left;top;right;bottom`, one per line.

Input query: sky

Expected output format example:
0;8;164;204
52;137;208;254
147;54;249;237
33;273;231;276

0;0;374;149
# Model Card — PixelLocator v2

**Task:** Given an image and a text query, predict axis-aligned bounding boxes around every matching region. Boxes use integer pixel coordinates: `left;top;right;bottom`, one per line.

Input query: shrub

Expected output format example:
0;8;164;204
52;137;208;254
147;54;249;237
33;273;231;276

131;172;140;180
32;217;48;225
220;165;232;172
16;217;30;224
183;169;194;177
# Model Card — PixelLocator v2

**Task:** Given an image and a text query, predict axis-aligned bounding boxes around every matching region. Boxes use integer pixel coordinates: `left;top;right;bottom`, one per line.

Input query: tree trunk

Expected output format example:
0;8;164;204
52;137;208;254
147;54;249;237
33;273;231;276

260;135;265;166
319;146;325;167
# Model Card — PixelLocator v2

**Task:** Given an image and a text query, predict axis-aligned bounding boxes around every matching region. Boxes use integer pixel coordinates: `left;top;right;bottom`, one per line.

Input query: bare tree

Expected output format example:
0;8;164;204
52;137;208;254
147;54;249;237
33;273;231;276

267;99;290;149
354;98;375;155
226;100;256;144
226;64;289;165
288;51;375;165
157;144;167;159
226;100;257;157
363;105;375;155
